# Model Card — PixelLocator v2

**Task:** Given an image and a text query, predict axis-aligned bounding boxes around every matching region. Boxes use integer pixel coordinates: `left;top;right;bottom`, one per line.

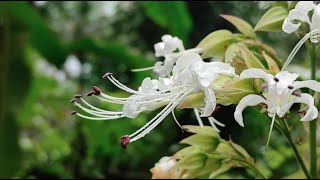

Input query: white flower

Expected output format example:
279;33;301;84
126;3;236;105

282;1;320;34
133;34;202;77
71;53;237;148
150;156;182;179
153;34;185;77
234;68;320;145
154;34;185;57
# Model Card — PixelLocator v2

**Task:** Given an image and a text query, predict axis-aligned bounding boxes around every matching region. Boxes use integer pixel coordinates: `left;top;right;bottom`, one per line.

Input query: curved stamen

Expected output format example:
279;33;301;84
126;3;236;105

193;108;204;127
172;110;184;132
128;89;190;139
74;102;123;117
208;117;221;132
130;88;194;143
80;98;123;114
282;29;320;70
76;112;125;120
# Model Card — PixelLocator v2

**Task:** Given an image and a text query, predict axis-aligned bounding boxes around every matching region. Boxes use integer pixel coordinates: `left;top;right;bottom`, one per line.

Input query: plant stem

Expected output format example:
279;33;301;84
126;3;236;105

309;43;317;179
278;120;312;179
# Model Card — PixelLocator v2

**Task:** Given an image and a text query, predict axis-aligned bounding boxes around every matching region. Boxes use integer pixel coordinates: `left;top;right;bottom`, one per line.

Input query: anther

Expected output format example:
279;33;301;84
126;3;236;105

298;110;306;116
87;91;95;97
120;135;131;149
261;83;268;89
293;91;301;97
71;111;77;115
93;86;102;95
288;85;294;89
102;72;113;79
273;77;279;82
74;94;83;98
70;99;76;103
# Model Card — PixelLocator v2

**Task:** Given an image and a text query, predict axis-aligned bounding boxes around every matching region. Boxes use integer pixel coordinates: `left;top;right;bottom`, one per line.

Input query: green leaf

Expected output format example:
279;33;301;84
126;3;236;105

180;134;220;152
220;14;255;38
262;51;280;73
253;6;288;32
225;43;240;64
239;44;266;69
197;30;234;59
182;125;220;138
140;1;192;41
7;1;67;67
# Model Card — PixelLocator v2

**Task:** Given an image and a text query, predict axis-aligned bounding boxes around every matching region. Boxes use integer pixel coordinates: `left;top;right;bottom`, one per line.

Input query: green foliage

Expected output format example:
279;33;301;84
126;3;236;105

220;14;255;38
172;125;264;179
140;1;192;42
254;6;288;32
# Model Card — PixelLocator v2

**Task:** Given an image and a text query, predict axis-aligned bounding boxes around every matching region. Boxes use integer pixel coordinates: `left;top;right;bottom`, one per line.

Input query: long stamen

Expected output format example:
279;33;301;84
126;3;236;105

79;97;123;114
128;89;189;139
131;66;154;72
98;91;181;104
282;29;320;70
172;110;184;132
130;89;194;143
103;72;191;96
104;73;143;94
74;102;123;117
76;112;125;120
208;117;220;132
194;108;204;127
209;116;225;127
266;114;276;148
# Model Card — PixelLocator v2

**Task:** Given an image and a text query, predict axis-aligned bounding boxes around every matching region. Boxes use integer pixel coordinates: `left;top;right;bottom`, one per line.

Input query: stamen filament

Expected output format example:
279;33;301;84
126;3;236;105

130;89;194;142
76;112;125;120
194;108;204;127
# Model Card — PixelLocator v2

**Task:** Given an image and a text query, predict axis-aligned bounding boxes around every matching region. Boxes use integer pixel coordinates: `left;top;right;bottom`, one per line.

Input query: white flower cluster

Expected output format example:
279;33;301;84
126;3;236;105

71;1;320;148
71;51;237;148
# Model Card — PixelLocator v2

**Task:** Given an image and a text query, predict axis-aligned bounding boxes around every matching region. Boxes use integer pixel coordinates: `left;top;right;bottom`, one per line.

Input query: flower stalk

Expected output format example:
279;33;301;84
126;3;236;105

276;119;311;179
309;43;317;178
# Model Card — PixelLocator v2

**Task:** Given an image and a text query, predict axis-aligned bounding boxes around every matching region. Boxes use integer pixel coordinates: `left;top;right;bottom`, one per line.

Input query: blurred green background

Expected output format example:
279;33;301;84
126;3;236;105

0;1;309;178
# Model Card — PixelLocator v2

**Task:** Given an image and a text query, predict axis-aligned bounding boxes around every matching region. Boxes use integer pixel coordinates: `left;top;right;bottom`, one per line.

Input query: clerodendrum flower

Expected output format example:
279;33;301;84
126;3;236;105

133;34;202;77
282;1;320;34
71;53;237;148
234;68;320;145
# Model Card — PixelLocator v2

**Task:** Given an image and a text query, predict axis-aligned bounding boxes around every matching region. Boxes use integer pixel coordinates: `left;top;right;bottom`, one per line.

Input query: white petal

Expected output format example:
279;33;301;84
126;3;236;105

274;71;299;94
175;53;202;72
200;88;217;117
295;1;315;14
292;80;320;92
234;94;267;127
239;68;273;83
311;6;320;30
282;18;301;34
154;42;166;57
288;9;311;24
291;93;318;121
207;62;237;77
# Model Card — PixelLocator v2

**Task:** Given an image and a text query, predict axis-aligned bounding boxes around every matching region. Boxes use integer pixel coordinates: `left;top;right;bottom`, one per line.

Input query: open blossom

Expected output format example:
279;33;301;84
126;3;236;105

153;34;185;77
71;53;237;148
234;68;320;145
134;34;202;77
150;156;182;179
282;1;320;34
